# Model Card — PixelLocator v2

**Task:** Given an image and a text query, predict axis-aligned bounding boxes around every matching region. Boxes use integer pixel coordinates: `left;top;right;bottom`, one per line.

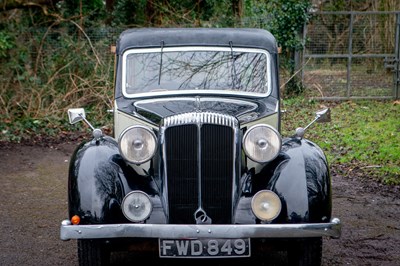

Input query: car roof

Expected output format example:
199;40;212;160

116;28;278;54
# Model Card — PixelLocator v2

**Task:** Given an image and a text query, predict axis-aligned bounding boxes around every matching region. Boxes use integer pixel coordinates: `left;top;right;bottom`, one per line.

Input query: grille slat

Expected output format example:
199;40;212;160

201;125;234;224
165;125;198;223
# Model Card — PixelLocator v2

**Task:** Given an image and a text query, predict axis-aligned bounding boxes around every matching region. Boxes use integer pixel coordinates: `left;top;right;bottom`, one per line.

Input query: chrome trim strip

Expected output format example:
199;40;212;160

196;123;203;220
60;218;341;240
122;47;272;99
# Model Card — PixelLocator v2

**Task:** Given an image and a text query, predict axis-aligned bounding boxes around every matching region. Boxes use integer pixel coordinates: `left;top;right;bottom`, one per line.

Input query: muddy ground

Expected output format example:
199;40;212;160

0;141;399;266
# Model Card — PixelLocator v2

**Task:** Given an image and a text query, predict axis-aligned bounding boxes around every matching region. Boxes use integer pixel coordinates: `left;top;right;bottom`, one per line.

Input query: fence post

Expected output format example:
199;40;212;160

347;12;354;98
395;13;400;99
301;20;308;85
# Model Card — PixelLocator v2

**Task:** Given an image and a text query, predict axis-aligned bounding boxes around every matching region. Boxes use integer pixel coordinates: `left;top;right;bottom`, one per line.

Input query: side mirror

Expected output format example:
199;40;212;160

68;108;86;124
67;108;103;139
295;108;331;138
315;108;331;123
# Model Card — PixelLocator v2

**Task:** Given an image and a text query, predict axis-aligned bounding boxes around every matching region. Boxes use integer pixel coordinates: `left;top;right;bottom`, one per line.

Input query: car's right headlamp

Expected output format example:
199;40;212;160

119;125;157;164
242;124;281;163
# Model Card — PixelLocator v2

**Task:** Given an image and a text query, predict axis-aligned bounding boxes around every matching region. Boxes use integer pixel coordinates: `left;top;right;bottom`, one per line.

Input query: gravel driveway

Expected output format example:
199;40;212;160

0;142;399;265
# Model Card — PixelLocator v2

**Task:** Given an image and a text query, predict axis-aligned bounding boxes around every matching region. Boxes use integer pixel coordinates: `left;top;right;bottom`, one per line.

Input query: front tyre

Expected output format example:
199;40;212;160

288;237;322;266
78;239;110;266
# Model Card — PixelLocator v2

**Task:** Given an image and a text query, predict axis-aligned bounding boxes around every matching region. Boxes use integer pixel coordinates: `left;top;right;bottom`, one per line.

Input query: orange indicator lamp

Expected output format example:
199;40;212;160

71;215;81;225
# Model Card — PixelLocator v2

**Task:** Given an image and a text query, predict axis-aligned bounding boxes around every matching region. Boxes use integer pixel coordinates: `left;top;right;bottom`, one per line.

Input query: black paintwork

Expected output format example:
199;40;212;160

116;96;278;126
255;138;331;223
68;136;164;224
68;137;122;223
117;28;278;54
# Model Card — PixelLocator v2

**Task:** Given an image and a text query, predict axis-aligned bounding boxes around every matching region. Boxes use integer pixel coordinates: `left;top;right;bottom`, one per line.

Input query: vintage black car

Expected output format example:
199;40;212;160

60;28;341;265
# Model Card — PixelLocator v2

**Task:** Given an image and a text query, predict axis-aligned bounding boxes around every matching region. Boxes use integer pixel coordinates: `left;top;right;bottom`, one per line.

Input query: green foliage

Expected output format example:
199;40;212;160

111;0;147;26
0;116;59;142
262;0;311;50
62;0;105;19
319;0;347;11
0;31;13;58
281;98;400;185
0;20;114;141
260;0;311;96
284;78;306;96
110;0;234;27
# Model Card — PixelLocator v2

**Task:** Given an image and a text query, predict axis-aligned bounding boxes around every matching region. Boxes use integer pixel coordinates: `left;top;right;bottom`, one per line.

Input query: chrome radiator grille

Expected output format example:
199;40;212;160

162;112;239;224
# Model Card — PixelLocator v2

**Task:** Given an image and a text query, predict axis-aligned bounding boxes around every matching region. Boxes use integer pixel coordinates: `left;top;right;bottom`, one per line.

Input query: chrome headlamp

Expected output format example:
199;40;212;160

251;190;281;222
242;124;281;163
119;125;157;164
122;191;153;222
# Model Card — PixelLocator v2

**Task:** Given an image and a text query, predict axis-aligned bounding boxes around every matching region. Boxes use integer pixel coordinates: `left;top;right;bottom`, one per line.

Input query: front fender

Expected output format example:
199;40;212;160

254;138;331;223
68;136;125;224
68;136;165;224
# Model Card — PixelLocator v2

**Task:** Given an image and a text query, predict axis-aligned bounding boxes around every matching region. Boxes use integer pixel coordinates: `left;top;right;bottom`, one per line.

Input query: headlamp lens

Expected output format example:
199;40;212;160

251;190;281;222
243;124;281;163
119;126;157;164
122;191;152;222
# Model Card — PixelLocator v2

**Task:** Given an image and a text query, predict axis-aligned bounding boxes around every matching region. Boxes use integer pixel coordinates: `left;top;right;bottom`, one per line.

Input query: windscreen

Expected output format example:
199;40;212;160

123;48;270;97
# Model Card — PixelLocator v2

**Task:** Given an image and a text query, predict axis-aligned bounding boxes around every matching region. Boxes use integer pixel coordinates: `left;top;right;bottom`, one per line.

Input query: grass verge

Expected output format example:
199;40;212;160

281;97;400;185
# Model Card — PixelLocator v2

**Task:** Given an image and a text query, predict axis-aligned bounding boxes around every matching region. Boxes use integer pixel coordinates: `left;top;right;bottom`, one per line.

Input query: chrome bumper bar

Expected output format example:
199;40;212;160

60;218;341;241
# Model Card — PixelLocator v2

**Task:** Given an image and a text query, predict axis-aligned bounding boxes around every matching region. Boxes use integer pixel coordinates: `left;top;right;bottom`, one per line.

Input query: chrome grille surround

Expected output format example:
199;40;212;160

160;112;240;224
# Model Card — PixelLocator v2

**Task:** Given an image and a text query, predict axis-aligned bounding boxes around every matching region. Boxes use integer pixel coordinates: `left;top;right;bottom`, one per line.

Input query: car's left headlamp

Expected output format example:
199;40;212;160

119;125;157;164
242;124;281;163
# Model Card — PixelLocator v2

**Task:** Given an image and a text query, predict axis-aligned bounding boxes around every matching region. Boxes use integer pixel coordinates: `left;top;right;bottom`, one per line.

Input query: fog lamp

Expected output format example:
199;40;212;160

122;191;152;222
251;190;281;222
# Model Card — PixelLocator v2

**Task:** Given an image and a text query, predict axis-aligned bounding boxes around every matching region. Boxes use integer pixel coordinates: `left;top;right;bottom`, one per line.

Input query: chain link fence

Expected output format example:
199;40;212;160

302;11;400;99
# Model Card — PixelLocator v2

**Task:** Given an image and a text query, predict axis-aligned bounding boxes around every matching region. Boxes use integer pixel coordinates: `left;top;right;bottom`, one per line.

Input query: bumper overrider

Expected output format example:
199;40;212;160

60;218;341;241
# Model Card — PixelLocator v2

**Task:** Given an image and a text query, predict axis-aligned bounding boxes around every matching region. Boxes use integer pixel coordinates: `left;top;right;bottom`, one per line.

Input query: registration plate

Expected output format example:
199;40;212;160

159;238;250;258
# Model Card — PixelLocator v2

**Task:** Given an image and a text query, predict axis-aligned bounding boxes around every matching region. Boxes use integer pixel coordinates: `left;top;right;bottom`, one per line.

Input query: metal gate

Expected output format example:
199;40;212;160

302;11;400;100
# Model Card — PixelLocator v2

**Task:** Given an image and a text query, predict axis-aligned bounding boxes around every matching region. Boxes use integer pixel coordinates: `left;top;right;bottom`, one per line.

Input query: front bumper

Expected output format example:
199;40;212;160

60;218;341;241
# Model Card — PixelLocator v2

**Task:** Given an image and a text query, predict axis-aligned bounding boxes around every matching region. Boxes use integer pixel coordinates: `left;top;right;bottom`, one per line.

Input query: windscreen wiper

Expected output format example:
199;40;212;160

158;40;164;85
229;41;238;90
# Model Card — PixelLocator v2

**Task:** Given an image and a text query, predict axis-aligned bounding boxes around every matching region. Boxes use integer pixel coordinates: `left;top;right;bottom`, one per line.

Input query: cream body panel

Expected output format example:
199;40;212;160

114;101;155;175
